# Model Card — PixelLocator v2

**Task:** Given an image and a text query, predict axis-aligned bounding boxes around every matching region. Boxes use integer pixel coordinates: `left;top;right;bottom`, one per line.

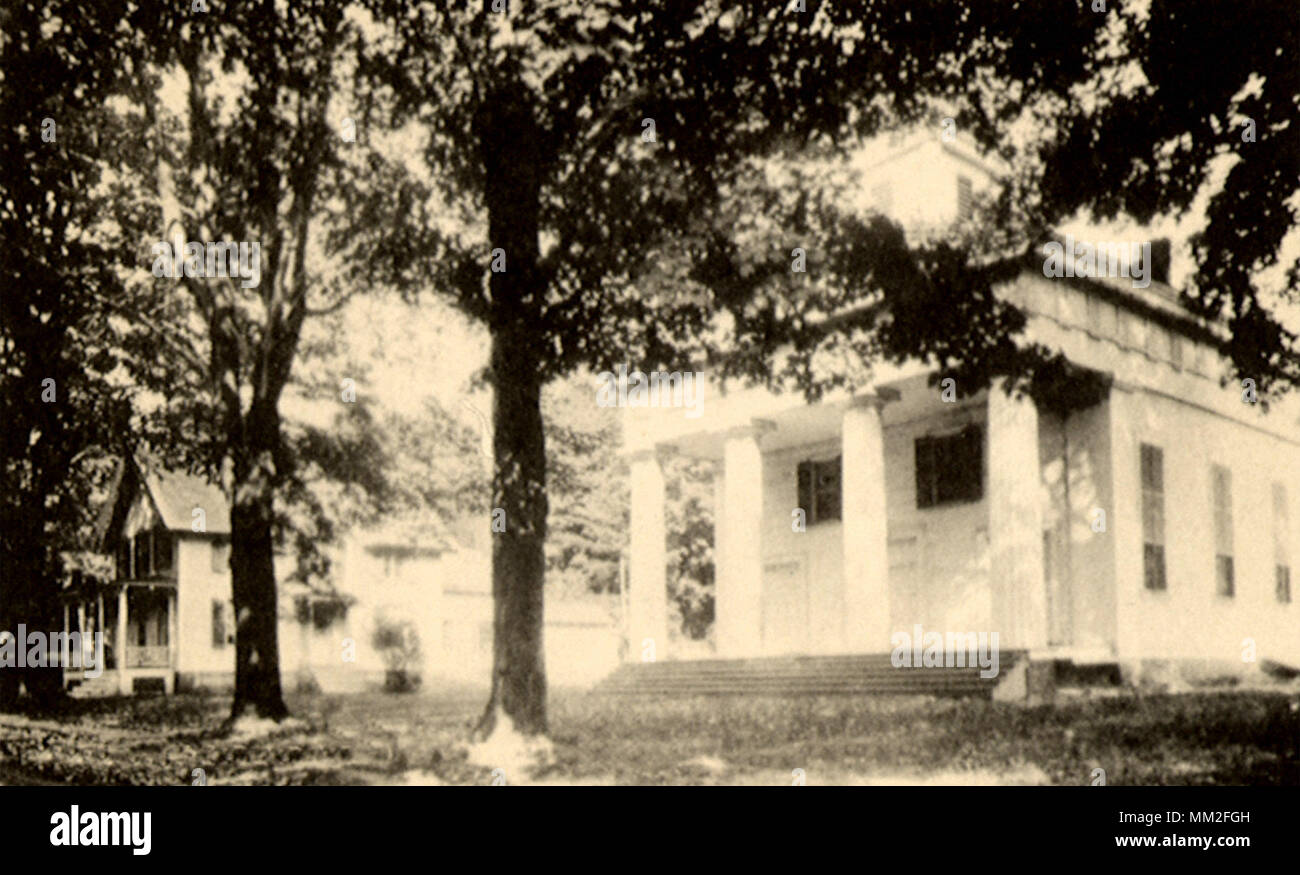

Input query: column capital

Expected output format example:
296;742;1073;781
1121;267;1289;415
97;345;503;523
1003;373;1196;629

627;444;675;465
724;418;776;441
847;386;901;411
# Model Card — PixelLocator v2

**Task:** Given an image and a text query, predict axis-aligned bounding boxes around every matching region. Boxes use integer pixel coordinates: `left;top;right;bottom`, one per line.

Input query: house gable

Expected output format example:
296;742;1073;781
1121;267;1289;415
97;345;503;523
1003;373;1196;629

95;458;231;553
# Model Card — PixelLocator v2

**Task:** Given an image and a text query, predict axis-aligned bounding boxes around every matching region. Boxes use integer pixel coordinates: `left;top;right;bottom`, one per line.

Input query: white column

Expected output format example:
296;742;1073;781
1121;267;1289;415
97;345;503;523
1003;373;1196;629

627;449;668;662
165;591;178;694
168;591;179;670
711;461;727;656
987;384;1048;650
842;396;891;653
76;602;87;674
717;423;771;657
116;586;129;694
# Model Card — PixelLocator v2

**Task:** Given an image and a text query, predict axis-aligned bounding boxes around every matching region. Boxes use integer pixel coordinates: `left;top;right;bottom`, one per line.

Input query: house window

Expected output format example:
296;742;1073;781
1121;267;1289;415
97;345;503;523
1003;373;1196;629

1140;444;1166;591
117;540;132;580
797;457;841;524
1275;482;1291;604
915;426;983;509
212;599;229;648
956;175;973;220
210;540;230;573
154;531;174;573
1212;464;1234;597
133;532;152;578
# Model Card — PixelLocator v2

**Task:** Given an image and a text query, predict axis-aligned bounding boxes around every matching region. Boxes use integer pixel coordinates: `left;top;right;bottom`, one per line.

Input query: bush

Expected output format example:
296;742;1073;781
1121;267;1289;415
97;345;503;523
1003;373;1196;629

371;618;422;693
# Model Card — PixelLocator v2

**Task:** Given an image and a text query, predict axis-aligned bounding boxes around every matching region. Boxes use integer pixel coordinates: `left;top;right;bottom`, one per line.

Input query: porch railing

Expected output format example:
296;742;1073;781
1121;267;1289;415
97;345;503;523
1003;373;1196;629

124;646;170;668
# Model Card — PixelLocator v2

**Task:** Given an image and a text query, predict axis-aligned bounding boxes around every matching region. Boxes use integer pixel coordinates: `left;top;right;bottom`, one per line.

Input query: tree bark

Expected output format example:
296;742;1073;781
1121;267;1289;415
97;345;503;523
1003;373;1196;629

474;86;551;739
228;401;289;721
476;338;549;738
0;390;72;712
0;549;64;710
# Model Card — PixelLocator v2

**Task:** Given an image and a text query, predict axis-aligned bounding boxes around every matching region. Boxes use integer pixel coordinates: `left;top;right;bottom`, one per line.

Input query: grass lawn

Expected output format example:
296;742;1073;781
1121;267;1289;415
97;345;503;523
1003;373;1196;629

0;687;1297;785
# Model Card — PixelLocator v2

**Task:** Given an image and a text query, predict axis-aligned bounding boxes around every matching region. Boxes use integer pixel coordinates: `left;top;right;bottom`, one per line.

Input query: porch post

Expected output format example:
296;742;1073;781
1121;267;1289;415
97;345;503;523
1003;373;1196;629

627;448;669;662
987;382;1048;650
116;586;129;694
168;590;179;692
77;602;87;675
842;395;892;653
61;602;70;679
717;421;772;657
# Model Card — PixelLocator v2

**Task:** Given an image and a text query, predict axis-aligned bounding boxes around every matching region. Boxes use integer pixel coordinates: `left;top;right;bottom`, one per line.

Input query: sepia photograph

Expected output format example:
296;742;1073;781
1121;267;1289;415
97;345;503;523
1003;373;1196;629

1;0;1296;857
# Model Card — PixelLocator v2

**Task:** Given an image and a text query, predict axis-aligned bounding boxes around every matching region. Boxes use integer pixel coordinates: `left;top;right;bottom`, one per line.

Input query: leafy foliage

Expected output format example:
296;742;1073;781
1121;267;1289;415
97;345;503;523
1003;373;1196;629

542;378;625;598
664;457;714;641
0;0;158;706
1015;0;1300;395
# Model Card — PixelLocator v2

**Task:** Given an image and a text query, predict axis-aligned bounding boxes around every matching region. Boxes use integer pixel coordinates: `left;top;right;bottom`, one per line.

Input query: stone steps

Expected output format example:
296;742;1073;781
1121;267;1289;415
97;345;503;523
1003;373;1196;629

595;652;1025;698
67;674;122;698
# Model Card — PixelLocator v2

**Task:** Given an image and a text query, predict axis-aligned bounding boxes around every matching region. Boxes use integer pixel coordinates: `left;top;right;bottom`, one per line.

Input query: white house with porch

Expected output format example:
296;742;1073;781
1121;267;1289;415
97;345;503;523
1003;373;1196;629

67;459;623;696
63;458;237;695
620;135;1300;687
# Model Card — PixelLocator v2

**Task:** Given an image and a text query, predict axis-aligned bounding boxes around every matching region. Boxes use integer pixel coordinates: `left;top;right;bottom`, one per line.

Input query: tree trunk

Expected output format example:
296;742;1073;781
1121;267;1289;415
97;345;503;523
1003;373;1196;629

228;402;289;721
0;491;67;711
475;339;549;738
18;580;64;709
473;86;550;739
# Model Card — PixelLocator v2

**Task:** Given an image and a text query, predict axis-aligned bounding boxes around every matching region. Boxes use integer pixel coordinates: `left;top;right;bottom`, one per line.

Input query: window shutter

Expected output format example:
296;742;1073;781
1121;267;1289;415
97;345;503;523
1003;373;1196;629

821;456;842;521
133;533;150;578
915;437;934;508
957;175;973;219
963;425;984;501
212;600;226;647
154;532;174;572
210;540;229;573
916;427;984;508
797;461;813;518
1141;445;1163;490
